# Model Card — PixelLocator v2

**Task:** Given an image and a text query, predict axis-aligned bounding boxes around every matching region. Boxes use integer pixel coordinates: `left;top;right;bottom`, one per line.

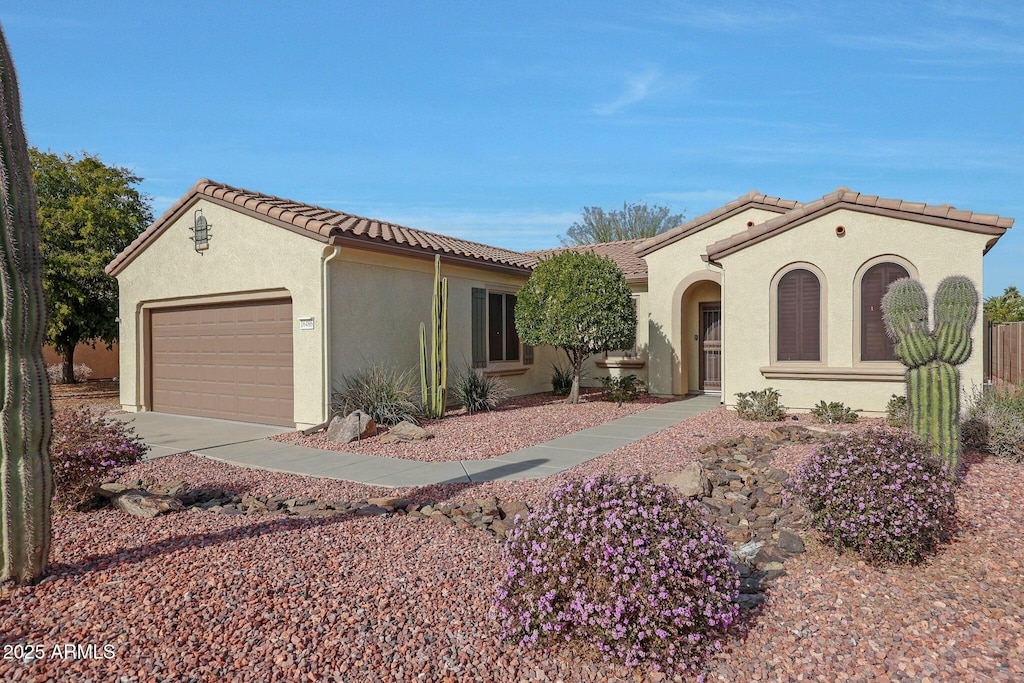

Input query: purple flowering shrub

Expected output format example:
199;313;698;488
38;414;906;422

789;430;955;565
50;406;148;511
494;473;739;673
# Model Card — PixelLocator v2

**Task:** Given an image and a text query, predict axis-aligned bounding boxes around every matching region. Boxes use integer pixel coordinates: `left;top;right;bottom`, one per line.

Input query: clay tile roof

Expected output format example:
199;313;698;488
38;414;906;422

107;179;538;276
527;238;649;282
634;190;801;256
704;187;1014;261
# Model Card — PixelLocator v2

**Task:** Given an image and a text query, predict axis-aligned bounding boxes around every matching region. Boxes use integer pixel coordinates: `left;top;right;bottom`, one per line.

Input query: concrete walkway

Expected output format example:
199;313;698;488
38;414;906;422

114;394;720;487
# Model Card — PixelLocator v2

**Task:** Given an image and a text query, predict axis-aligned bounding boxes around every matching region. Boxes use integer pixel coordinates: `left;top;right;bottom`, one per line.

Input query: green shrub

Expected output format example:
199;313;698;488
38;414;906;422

734;388;785;421
886;394;908;428
790;430;955;565
550;364;575;396
332;363;419;426
51;406;148;511
598;374;642;406
962;384;1024;462
451;366;510;414
495;473;739;672
810;400;860;424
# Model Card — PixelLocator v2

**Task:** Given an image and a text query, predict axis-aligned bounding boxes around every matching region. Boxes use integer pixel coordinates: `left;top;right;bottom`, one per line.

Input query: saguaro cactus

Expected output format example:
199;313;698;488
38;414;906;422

882;276;978;471
0;25;54;587
419;256;448;419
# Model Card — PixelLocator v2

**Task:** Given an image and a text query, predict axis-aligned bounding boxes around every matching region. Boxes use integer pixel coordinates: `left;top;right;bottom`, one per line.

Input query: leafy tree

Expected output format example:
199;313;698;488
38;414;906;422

983;286;1024;323
515;251;636;404
559;201;684;246
31;148;152;382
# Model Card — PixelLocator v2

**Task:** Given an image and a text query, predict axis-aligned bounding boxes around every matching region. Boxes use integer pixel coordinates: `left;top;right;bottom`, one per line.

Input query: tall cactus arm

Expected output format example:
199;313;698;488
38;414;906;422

419;321;429;411
881;278;930;340
933;276;978;365
0;26;53;587
933;276;979;327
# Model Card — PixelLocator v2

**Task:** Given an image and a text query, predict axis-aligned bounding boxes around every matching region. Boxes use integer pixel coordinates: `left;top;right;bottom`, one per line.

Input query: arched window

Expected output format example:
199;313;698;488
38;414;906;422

861;262;909;361
777;269;820;361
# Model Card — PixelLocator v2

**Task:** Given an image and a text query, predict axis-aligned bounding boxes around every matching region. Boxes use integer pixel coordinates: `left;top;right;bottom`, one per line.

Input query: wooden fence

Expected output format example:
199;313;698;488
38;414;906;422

988;321;1024;386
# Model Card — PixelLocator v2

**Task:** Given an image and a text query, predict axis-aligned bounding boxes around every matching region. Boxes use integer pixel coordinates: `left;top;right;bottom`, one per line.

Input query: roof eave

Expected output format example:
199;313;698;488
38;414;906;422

705;201;1013;262
634;200;792;257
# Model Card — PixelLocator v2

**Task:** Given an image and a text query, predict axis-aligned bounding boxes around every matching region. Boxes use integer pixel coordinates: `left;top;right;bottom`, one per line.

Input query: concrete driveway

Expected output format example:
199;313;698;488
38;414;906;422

111;411;291;460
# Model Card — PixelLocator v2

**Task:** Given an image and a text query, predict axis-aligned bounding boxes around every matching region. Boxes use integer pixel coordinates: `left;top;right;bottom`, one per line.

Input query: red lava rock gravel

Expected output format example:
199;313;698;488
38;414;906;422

272;390;672;462
1;407;1020;681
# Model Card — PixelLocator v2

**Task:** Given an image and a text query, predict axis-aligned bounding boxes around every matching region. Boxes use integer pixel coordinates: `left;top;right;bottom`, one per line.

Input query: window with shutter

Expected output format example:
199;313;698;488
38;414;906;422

486;291;521;363
861;262;908;361
777;269;820;361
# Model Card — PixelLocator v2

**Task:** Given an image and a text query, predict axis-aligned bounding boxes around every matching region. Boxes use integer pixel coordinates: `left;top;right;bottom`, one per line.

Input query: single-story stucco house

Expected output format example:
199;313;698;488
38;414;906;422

106;180;1012;428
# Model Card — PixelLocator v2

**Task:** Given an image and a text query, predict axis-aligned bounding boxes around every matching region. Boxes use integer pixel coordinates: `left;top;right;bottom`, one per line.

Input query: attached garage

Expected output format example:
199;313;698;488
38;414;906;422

148;299;294;426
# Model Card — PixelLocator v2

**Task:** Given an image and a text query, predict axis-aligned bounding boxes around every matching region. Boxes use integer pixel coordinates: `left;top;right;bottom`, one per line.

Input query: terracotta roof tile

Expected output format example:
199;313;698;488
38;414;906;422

107;179;538;276
705;187;1014;261
635;190;800;256
527;238;649;282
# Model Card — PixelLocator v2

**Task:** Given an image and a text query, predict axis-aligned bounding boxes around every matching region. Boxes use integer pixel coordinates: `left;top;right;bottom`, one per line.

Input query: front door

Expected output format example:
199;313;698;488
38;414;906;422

699;302;722;392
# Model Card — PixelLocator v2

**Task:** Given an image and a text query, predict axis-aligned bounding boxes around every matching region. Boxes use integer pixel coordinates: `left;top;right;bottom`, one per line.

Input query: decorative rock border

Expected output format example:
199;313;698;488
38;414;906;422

690;424;826;608
97;481;529;539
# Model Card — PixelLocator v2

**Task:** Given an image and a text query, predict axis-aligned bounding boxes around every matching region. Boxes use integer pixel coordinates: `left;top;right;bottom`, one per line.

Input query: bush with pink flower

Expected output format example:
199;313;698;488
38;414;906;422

494;473;739;673
50;406;148;511
789;429;955;565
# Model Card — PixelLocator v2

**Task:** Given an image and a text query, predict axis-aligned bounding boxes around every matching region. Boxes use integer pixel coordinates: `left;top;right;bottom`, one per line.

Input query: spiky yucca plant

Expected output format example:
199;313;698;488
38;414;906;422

882;276;978;472
0;24;53;588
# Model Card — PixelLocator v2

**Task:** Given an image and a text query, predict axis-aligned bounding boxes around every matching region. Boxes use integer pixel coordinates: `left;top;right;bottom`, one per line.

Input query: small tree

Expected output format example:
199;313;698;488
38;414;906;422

31;148;152;382
983;285;1024;323
515;251;636;403
558;201;683;246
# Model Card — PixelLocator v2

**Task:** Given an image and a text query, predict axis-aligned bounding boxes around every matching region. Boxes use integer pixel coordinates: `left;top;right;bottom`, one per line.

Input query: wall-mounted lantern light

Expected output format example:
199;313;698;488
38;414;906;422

190;208;212;253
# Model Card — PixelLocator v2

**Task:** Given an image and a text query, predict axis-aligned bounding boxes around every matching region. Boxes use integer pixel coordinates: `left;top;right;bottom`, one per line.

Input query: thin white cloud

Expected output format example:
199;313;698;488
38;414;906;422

651;3;820;32
592;67;663;116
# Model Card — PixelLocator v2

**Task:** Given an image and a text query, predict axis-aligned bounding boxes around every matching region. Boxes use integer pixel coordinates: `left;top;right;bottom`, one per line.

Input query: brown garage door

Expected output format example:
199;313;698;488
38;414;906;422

149;299;294;426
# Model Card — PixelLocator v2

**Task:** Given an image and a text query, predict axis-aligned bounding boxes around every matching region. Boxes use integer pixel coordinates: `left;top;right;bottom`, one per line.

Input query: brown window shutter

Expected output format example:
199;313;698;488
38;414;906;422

861;263;909;361
472;288;486;367
777;269;820;361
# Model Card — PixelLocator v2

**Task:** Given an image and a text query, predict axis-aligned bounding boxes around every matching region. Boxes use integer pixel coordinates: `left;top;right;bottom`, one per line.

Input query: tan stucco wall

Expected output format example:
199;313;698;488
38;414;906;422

328;249;562;404
115;198;327;427
644;207;779;395
717;208;990;414
582;285;650;389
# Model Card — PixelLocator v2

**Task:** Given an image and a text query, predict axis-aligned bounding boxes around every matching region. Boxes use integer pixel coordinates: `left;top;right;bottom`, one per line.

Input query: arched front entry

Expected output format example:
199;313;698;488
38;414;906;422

681;279;723;394
662;271;723;396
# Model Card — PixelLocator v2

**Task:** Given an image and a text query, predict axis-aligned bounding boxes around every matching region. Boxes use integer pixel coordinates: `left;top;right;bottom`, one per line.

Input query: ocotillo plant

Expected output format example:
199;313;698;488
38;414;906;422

419;256;448;418
0;25;54;587
881;276;978;472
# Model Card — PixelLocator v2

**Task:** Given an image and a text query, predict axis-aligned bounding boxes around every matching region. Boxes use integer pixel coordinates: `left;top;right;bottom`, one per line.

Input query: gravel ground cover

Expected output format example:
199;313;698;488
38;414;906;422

2;408;1020;681
272;389;673;462
48;379;120;413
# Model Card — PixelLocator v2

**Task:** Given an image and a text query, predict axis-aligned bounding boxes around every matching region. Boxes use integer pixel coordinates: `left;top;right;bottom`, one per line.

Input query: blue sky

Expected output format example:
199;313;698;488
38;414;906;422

3;1;1021;295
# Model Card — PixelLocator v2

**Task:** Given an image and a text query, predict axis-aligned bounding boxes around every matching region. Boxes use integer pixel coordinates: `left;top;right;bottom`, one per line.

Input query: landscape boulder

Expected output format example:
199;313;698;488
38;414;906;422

326;411;376;444
378;420;433;443
111;489;183;519
654;461;711;498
